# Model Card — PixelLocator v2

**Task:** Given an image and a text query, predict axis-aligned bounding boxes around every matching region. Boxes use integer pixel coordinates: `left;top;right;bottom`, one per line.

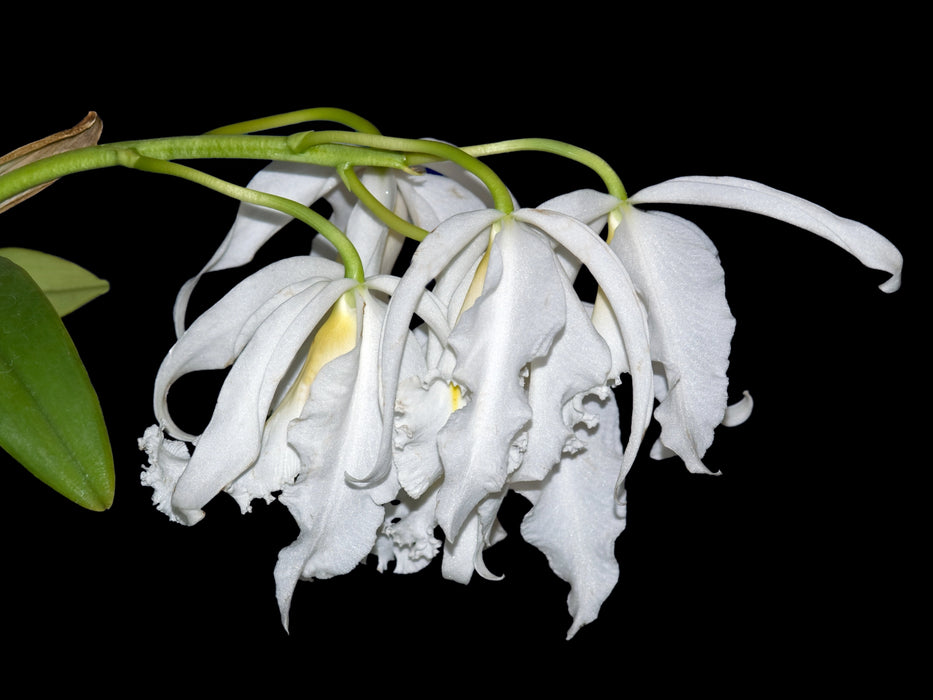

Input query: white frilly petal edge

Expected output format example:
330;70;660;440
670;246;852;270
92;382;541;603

376;209;506;476
513;208;654;495
138;425;193;524
171;277;357;525
516;391;628;639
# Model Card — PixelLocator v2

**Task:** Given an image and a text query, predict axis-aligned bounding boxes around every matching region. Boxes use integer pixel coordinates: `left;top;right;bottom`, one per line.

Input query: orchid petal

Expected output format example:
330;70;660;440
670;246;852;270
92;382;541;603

170;277;357;524
138;425;191;524
516;391;628;640
311;169;403;277
394;372;455;499
612;204;735;475
273;292;394;629
629;175;902;293
512;264;613;484
174;162;341;334
538;188;620;226
722;390;754;427
436;219;567;540
536;189;623;278
377;209;505;474
514;208;653;493
154;257;345;441
396;168;490;231
441;492;507;584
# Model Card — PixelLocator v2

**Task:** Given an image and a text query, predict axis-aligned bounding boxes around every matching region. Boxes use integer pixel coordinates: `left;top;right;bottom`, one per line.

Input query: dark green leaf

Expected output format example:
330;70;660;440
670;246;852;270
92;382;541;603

0;255;114;510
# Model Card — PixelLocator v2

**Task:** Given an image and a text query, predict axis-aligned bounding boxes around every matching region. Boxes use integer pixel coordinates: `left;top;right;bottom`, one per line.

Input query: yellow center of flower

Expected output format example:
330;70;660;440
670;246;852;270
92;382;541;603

279;291;359;411
457;220;501;317
449;381;464;413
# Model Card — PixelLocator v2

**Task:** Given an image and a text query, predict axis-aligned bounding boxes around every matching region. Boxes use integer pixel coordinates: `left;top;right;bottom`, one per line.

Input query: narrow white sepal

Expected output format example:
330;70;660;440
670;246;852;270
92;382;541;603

629;175;903;293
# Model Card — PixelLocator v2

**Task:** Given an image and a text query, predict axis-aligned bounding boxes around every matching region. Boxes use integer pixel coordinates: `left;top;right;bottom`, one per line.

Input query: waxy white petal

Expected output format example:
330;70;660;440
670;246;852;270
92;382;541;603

174;162;342;334
629;175;903;293
311;169;404;277
613;204;735;474
436;218;567;540
377;209;506;477
396;168;491;231
514;208;653;493
516;392;628;639
154;256;345;441
441;491;508;584
512;264;613;484
273;291;394;629
170;276;357;524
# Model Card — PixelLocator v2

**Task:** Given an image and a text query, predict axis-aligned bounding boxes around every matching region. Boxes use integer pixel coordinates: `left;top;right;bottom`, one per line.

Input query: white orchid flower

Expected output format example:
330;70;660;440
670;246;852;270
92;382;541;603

127;114;901;641
601;175;902;478
377;195;654;584
140;156;488;627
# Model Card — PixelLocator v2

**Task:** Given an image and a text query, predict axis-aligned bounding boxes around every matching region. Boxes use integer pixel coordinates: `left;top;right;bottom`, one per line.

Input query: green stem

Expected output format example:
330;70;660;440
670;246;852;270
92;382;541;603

289;130;514;214
337;164;429;242
0;136;412;212
206;107;382;136
460;138;627;200
126;151;366;284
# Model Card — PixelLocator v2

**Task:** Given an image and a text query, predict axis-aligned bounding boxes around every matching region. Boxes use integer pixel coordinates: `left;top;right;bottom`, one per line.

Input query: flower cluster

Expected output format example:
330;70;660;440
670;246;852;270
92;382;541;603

138;116;902;639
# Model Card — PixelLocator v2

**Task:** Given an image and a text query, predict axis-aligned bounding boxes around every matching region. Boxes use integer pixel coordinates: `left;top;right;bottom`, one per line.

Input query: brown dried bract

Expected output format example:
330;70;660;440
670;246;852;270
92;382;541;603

0;112;102;213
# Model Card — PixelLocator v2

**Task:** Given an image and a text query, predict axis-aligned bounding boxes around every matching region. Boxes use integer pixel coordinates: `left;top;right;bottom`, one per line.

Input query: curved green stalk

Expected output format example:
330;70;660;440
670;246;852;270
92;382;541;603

338;164;429;242
206;107;382;136
288;130;514;214
459;138;627;200
0;136;412;213
125;152;366;284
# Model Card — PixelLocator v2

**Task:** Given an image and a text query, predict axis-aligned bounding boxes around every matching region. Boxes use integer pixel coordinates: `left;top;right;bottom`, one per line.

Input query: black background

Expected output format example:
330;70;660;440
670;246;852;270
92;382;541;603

2;8;922;692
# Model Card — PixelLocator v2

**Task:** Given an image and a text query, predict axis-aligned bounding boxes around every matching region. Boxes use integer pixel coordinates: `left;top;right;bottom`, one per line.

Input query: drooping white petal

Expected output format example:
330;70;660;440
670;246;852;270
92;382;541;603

273;291;395;629
512;263;613;484
629;175;903;292
436;218;567;540
376;209;505;477
722;390;754;427
154;256;345;441
170;276;357;525
441;491;508;585
516;391;628;640
396;167;491;231
174;162;342;334
311;169;404;277
514;207;653;493
536;189;623;279
612;204;735;475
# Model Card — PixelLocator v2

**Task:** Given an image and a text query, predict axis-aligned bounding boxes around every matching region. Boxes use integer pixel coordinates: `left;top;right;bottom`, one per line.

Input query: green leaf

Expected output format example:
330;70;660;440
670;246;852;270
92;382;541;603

0;247;109;316
0;255;114;510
